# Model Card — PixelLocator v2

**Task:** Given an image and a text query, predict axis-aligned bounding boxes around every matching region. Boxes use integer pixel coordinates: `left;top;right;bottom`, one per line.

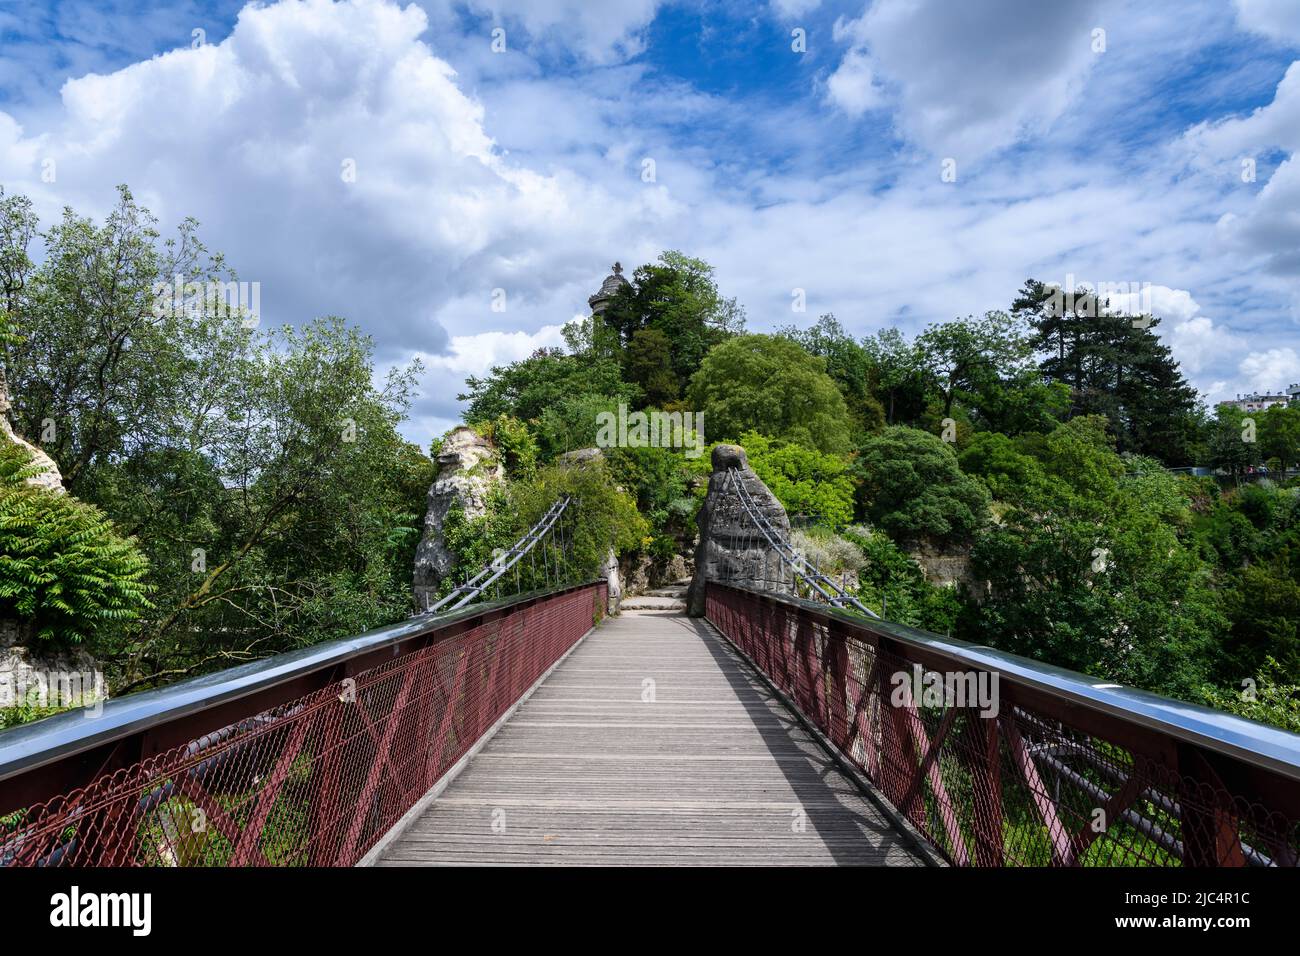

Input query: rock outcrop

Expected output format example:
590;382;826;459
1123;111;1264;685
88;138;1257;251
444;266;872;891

687;444;792;616
1;619;104;711
908;541;976;591
412;427;505;611
603;548;622;615
0;374;64;494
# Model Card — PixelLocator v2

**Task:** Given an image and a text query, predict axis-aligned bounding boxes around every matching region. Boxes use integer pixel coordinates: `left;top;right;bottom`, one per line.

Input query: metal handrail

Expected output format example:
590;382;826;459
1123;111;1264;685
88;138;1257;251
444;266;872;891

0;580;601;786
711;582;1300;784
423;495;573;614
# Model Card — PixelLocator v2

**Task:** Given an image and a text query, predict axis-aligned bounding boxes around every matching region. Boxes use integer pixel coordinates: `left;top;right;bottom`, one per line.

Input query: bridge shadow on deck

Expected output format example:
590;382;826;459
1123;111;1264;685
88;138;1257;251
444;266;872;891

661;613;925;866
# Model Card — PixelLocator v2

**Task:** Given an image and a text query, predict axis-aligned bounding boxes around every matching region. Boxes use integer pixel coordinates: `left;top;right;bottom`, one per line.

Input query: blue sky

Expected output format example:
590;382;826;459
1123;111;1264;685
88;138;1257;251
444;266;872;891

2;0;1300;440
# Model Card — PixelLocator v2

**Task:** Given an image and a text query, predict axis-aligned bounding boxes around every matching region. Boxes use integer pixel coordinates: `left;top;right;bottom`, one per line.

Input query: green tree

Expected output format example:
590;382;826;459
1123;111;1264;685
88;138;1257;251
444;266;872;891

862;328;929;426
461;348;636;424
602;250;744;390
0;186;437;692
958;431;1049;501
853;426;991;543
1011;278;1202;462
1208;404;1262;480
735;431;854;528
777;314;885;439
916;311;1032;420
625;327;680;406
1260;404;1300;471
687;334;851;455
964;428;1225;698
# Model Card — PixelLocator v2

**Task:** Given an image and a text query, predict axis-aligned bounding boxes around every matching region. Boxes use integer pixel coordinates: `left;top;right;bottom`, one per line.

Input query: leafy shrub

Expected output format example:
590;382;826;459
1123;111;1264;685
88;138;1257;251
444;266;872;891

1199;659;1300;734
854;426;991;543
739;431;854;528
472;414;538;479
789;527;864;574
0;440;152;646
841;525;961;633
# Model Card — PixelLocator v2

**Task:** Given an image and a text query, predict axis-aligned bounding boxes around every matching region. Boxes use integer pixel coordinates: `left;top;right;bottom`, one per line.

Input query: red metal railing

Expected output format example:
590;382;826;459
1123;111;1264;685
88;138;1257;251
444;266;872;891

707;583;1300;867
0;582;605;867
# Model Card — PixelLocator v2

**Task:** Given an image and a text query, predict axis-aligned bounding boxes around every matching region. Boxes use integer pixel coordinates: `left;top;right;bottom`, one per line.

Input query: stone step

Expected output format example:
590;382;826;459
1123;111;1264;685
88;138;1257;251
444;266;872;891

643;586;688;598
619;595;687;611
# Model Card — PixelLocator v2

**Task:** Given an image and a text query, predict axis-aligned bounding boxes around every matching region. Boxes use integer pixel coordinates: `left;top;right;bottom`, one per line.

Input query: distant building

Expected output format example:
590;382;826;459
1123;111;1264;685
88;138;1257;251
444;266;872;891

1289;383;1300;407
1223;391;1290;413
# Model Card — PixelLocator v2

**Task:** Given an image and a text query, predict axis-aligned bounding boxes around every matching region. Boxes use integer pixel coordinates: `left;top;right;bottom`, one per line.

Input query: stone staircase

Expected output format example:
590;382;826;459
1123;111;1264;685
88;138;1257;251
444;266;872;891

619;582;689;613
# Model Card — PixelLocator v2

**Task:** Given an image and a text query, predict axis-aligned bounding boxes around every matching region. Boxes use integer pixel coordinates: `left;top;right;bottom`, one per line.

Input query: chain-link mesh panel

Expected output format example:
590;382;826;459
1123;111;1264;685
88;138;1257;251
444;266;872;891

706;584;1299;867
0;584;605;867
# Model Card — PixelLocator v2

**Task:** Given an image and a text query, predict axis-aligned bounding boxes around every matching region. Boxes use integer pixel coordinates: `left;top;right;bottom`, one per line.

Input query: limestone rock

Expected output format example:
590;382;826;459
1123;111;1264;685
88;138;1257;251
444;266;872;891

0;620;104;710
687;444;792;616
1;379;64;494
603;548;622;615
908;541;976;590
413;426;505;611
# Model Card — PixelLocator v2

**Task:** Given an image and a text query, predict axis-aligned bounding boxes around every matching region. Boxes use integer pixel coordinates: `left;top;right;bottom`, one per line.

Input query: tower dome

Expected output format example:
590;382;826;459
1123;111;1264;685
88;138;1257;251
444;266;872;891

588;262;629;316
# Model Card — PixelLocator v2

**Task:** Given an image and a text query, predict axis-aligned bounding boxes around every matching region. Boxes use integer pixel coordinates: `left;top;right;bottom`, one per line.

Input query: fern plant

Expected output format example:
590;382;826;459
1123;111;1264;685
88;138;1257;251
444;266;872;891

0;440;152;646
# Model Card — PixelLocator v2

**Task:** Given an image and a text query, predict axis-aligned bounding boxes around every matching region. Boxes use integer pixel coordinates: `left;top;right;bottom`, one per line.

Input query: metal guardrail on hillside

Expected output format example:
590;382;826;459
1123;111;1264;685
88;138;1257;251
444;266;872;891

0;582;607;867
705;583;1300;867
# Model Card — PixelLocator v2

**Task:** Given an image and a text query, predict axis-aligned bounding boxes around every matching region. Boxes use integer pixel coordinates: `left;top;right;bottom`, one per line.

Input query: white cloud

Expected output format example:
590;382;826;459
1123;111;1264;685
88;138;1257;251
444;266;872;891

828;0;1108;157
459;0;660;63
422;324;567;380
1167;316;1246;377
4;0;1299;445
1234;0;1300;45
0;0;676;364
1182;62;1300;280
825;49;884;117
1237;347;1300;392
771;0;821;20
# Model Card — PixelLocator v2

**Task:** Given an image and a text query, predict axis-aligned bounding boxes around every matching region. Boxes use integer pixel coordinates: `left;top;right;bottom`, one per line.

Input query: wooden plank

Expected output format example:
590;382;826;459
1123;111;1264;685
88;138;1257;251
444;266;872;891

377;611;925;867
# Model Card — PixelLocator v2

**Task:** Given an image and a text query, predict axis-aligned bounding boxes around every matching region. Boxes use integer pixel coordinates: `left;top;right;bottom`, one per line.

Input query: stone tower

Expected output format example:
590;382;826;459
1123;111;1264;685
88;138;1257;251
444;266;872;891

587;262;629;316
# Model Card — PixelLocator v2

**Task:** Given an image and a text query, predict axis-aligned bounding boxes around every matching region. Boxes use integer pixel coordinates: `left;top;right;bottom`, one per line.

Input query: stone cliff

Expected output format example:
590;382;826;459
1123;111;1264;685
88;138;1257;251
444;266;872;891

687;443;792;616
412;426;505;611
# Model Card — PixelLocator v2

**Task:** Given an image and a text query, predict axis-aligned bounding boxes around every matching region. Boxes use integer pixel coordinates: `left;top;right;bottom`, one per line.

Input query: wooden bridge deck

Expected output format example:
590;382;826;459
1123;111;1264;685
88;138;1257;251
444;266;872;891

375;610;927;866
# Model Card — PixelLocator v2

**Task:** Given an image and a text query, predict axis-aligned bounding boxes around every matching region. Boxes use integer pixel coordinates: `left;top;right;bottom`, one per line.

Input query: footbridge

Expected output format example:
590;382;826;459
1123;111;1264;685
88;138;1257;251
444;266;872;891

2;449;1299;867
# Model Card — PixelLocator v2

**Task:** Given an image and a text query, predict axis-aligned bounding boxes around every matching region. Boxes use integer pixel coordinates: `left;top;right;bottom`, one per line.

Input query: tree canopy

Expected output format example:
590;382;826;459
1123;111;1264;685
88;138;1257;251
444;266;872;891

687;334;852;455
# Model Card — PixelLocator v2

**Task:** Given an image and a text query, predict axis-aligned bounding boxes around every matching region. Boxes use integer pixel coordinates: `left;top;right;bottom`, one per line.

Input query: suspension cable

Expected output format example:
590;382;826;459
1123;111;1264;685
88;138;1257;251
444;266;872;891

424;495;573;614
719;468;881;619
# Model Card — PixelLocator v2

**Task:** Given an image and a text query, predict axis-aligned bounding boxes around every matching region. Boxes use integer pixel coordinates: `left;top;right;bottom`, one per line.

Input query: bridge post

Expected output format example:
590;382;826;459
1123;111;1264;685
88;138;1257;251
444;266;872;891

824;621;851;750
965;710;1004;867
1177;744;1246;866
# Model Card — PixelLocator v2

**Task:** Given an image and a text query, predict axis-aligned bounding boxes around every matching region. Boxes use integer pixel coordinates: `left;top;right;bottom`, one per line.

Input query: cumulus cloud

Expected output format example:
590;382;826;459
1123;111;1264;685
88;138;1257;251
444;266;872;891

827;0;1108;157
825;48;884;118
0;0;675;360
1237;346;1300;392
1183;62;1300;280
1234;0;1300;45
458;0;660;63
3;0;1298;440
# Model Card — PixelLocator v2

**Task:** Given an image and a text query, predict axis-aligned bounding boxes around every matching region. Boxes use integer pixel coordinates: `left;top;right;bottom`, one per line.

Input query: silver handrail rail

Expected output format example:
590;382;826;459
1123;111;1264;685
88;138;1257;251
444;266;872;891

712;582;1300;784
0;580;601;785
